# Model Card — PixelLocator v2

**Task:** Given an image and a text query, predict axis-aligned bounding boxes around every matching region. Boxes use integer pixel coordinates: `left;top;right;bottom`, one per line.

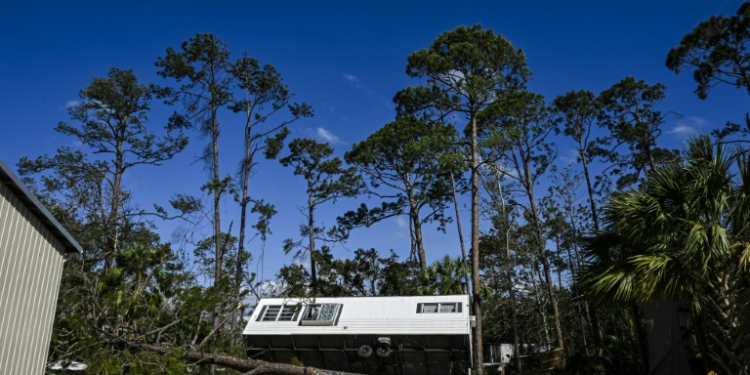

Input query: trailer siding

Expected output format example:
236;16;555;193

0;158;79;375
244;295;472;336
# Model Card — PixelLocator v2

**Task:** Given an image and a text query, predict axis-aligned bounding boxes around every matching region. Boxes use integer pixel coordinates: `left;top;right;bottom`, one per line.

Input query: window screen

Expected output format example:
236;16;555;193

262;305;281;321
278;305;297;321
418;302;461;313
258;305;300;322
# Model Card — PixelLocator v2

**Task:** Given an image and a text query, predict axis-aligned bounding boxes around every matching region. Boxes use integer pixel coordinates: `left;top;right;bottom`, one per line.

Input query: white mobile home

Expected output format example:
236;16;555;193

243;295;473;375
0;158;81;375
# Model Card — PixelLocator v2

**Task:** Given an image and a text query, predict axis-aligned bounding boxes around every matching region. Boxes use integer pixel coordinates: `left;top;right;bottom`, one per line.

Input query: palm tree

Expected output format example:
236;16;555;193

418;255;470;296
582;136;750;375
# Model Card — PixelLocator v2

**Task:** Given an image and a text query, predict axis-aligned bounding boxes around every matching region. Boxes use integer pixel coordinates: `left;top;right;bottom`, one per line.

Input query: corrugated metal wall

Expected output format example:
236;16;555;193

0;179;66;375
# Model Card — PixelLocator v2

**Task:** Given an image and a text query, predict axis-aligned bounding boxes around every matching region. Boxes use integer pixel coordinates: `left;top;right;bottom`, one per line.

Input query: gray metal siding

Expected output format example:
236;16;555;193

0;179;66;375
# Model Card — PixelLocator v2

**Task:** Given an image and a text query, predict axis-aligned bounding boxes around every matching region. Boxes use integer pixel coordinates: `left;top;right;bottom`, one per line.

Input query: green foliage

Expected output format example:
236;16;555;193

667;2;750;99
280;139;362;200
552;90;610;170
18;67;194;270
405;24;530;124
583;136;750;374
59;67;189;164
155;32;233;114
484;90;557;189
417;255;469;295
342;116;461;268
227;54;312;163
598;77;680;188
279;138;363;288
275;248;420;297
26;13;750;375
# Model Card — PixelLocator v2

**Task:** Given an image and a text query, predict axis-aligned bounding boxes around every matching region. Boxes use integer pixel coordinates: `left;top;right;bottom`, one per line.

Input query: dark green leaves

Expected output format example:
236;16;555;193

598;77;679;188
405;24;530;125
667;2;750;99
280;138;363;203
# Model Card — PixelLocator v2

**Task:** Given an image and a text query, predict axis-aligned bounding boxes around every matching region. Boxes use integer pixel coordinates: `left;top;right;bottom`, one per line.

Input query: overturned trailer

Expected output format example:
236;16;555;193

243;295;473;375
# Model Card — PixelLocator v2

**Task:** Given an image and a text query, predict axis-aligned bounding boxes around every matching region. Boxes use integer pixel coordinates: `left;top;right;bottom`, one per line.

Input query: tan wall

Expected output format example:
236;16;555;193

0;179;66;375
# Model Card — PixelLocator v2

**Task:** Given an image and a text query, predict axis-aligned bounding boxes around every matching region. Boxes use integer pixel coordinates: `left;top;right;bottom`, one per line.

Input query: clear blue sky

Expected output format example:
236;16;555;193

1;0;747;285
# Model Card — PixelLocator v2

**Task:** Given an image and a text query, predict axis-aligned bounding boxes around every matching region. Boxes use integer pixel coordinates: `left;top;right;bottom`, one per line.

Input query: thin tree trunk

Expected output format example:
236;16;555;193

580;144;600;232
406;186;427;271
507;254;522;374
499;182;522;374
106;140;124;270
308;187;317;288
578;143;604;352
565;244;590;356
527;181;565;351
503;223;522;374
212;104;224;334
412;210;427;271
555;238;563;290
450;172;470;294
530;261;552;348
233;110;254;339
470;115;484;374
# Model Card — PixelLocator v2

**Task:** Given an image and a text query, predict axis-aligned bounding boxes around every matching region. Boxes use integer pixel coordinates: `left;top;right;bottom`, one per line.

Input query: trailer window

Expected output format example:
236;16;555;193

300;303;342;325
417;302;462;313
257;305;300;322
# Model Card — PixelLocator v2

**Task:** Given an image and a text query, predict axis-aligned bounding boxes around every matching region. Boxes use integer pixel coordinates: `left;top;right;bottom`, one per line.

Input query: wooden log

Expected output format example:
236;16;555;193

133;342;364;375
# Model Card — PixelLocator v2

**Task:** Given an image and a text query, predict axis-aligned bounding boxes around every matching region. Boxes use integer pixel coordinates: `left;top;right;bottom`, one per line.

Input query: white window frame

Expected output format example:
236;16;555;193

417;302;462;313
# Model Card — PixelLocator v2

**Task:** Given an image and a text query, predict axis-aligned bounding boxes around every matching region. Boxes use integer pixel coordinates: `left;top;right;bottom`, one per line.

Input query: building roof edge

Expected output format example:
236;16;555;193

0;158;82;253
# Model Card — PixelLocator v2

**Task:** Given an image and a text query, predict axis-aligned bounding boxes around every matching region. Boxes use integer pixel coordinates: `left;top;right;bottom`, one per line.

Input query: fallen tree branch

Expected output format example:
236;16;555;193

131;342;364;375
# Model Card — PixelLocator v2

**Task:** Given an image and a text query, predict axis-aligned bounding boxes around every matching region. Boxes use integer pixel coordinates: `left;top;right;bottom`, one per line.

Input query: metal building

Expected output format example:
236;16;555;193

0;158;81;375
243;295;473;375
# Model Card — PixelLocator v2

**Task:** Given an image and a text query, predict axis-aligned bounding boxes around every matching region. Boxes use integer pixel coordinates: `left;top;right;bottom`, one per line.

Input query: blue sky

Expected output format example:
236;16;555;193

1;1;748;286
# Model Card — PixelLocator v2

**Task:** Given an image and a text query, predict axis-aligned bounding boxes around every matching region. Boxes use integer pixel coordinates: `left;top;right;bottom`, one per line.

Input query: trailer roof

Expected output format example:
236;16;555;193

243;295;471;336
0;158;81;253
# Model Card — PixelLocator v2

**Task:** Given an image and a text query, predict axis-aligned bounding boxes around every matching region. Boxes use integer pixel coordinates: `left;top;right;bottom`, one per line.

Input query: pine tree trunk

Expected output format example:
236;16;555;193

506;229;522;374
450;172;471;294
212;104;224;333
233;123;253;342
527;181;565;351
470;116;484;374
412;208;427;271
579;144;604;352
308;189;317;289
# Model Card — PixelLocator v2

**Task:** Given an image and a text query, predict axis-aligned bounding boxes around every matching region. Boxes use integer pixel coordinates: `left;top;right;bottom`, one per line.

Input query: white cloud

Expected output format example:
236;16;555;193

396;216;408;229
316;127;342;144
342;73;374;96
559;148;579;165
669;116;710;136
684;116;710;128
65;100;80;108
668;124;697;135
